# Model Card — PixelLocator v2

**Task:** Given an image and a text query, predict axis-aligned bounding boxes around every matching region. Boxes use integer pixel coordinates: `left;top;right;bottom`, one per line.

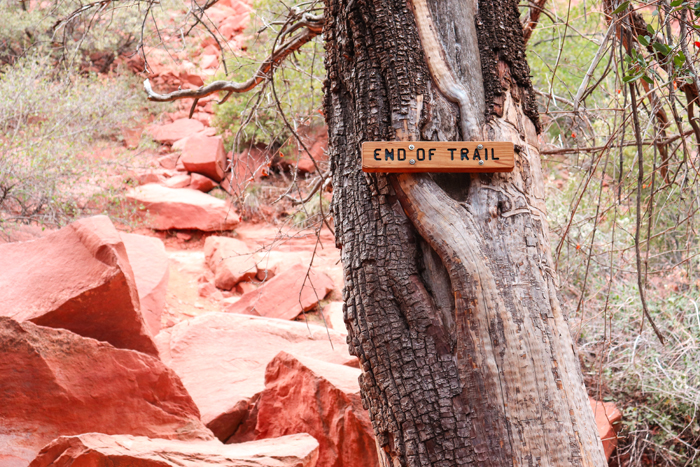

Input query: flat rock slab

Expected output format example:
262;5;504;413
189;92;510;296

148;118;205;145
0;318;212;467
30;433;318;467
127;184;240;231
155;312;356;442
236;352;378;467
0;215;158;356
225;264;334;320
120;233;169;335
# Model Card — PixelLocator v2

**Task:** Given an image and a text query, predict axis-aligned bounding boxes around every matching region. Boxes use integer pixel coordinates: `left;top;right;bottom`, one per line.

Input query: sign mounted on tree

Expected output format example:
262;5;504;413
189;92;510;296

362;141;514;173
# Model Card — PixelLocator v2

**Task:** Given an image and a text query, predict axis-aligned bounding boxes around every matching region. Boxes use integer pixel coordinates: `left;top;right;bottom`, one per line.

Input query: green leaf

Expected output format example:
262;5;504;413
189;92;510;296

642;75;654;84
647;24;656;35
638;35;650;46
671;0;683;6
653;42;671;55
674;52;687;67
612;1;630;14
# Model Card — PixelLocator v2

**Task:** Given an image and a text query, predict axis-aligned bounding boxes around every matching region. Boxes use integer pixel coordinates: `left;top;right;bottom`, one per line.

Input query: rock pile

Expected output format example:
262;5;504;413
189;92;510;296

0;215;378;467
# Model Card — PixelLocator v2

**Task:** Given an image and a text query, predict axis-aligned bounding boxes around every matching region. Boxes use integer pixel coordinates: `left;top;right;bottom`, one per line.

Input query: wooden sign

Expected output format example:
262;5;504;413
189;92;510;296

362;141;514;173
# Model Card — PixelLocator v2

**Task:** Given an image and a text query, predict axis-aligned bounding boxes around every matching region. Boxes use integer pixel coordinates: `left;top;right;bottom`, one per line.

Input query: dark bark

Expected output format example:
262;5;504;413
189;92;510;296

324;0;606;465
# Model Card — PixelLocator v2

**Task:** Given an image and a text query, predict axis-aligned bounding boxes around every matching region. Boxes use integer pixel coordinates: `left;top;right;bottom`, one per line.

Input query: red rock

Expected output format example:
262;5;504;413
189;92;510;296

122;127;143;149
126;184;240;231
201;54;219;69
173;127;217;151
158;153;180;169
219;13;249;39
137;171;165;185
181;135;228;182
222;147;270;195
163;173;191;188
0;318;213;467
230;0;253;15
225;264;334;320
322;302;346;333
154;312;356;442
204;4;235;23
255;250;308;280
242;352;378;467
120;233;169;336
277;126;328;174
589;398;622;460
178;72;205;88
189;173;217;192
148;119;205;145
198;282;223;300
236;281;258;295
204;236;258;290
30;433;319;467
0;216;158;356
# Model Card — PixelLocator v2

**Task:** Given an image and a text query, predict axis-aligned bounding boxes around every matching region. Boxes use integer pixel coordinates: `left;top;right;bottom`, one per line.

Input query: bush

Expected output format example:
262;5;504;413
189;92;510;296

0;55;139;228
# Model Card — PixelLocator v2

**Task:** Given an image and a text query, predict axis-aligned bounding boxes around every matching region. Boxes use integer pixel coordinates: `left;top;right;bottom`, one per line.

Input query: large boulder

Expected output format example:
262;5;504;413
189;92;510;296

225;264;334;320
204;236;258;290
589;398;622;460
148;118;205;145
30;433;319;467
239;352;378;467
120;233;169;335
181;135;227;182
0;216;158;356
127;184;240;231
0;318;213;467
154;312;356;442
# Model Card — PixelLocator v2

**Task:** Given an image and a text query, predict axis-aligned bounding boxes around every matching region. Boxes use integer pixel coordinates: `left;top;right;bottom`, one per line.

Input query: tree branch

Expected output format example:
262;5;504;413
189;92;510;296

143;14;323;102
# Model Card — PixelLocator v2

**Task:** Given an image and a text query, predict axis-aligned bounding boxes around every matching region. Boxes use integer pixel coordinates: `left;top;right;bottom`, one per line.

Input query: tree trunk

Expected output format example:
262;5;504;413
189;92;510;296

323;0;608;465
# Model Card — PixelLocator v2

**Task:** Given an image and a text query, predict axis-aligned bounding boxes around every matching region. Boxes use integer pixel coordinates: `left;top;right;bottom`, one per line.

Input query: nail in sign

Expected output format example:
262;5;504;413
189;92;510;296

362;141;514;173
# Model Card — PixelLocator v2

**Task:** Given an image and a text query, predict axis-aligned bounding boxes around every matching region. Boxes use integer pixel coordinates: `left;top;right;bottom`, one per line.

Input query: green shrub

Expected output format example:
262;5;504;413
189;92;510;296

0;55;139;228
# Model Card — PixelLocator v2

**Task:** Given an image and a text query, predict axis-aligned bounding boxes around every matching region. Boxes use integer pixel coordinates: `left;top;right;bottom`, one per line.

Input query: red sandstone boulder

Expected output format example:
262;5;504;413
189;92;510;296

238;352;378;467
158;153;180;169
204;236;258;290
225;264;334;320
120;233;169;335
126;184;240;231
181;135;227;182
589;398;622;460
0;216;158;356
163;173;191;188
190;173;217;192
148;118;204;145
154;312;355;442
0;318;213;467
30;433;319;467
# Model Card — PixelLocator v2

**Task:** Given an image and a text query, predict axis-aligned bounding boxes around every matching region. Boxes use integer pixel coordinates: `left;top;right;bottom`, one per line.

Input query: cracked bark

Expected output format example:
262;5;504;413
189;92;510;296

323;0;607;465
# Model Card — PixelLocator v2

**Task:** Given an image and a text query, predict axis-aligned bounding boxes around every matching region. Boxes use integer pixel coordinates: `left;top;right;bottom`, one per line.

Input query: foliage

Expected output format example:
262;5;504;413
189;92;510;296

0;55;139;228
526;0;700;464
211;0;325;154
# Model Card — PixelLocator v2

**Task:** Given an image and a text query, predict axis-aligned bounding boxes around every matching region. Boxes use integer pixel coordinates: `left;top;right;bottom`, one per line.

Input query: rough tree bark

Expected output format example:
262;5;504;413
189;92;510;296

323;0;608;465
